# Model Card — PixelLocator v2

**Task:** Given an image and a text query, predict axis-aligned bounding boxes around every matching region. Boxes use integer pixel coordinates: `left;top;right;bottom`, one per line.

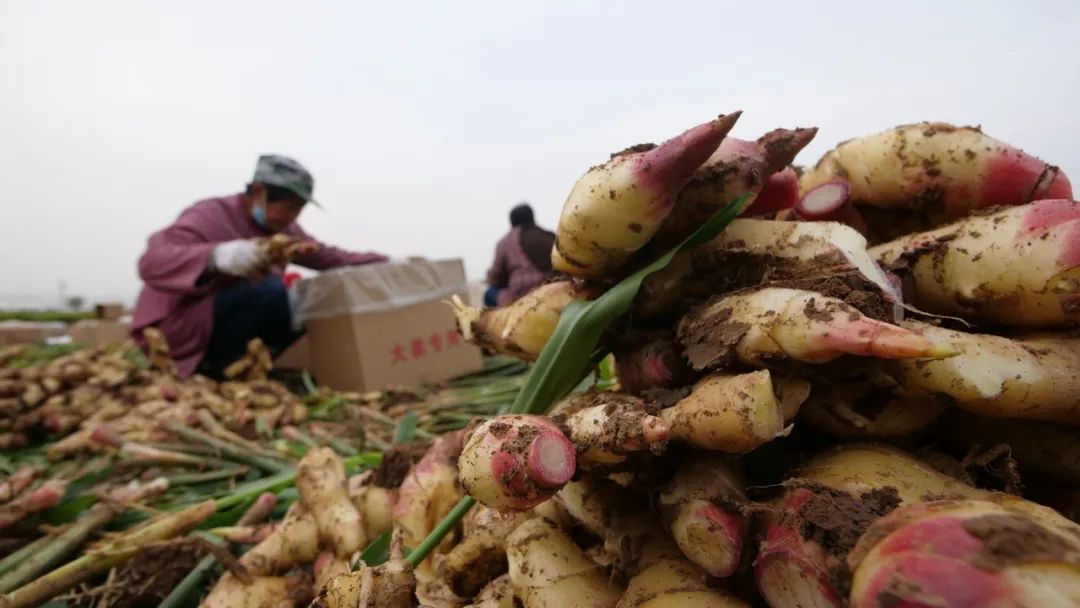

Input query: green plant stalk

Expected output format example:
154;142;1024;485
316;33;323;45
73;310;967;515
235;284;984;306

0;504;114;593
163;422;288;473
357;406;436;440
0;537;52;578
165;466;250;486
0;500;216;608
407;195;751;567
194;410;283;460
405;496;475;568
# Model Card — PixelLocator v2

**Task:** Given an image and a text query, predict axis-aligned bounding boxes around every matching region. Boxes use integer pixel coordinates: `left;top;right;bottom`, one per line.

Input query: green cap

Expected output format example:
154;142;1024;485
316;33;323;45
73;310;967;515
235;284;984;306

252;154;321;208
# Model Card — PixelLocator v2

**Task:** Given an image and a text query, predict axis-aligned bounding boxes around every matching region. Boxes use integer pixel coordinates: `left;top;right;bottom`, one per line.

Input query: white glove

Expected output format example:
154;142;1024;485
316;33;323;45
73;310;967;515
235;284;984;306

211;240;268;276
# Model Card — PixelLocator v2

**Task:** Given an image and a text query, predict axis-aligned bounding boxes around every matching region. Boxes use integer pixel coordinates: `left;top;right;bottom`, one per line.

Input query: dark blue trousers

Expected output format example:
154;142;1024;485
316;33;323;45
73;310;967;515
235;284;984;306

198;275;302;378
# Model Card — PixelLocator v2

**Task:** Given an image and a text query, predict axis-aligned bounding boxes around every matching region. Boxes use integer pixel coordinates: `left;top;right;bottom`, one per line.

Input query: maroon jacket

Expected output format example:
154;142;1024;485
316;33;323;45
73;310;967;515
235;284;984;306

132;193;387;377
486;226;554;306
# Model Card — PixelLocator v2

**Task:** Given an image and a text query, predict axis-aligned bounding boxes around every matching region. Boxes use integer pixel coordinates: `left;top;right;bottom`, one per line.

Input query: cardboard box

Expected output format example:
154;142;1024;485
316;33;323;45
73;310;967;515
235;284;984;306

274;334;311;371
94;303;126;320
295;259;483;391
0;321;68;347
68;319;132;348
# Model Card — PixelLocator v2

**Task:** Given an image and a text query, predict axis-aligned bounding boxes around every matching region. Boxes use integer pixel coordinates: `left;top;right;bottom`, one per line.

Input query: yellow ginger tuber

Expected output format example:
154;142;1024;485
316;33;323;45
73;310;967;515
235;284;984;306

439;504;538;598
848;498;1080;607
239;503;320;576
549;393;668;470
394;431;465;579
799;121;1072;241
459;415;575;510
507;517;623;608
655;126;817;246
798;379;947;440
891;320;1080;424
316;531;416;608
755;444;985;608
617;557;751;608
660;371;793;453
347;471;396;540
200;572;312;608
872;199;1080;328
451;281;579;362
296;447;366;558
464;574;515;608
658;455;749;578
677;287;955;371
552;113;740;278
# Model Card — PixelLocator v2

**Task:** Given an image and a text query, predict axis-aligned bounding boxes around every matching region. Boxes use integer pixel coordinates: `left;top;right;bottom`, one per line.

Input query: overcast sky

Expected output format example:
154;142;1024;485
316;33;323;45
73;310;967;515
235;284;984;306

2;0;1078;305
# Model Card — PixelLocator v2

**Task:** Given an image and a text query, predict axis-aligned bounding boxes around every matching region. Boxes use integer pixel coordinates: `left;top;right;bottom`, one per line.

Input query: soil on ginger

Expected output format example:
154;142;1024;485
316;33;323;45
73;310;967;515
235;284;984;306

797;484;902;597
371;439;430;488
963;513;1076;570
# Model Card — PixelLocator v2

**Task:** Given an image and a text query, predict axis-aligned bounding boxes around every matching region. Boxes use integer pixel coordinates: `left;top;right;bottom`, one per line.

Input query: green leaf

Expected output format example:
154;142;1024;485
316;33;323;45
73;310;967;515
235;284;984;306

510;193;750;416
356;531;392;568
393;412;419;444
301;370;318;395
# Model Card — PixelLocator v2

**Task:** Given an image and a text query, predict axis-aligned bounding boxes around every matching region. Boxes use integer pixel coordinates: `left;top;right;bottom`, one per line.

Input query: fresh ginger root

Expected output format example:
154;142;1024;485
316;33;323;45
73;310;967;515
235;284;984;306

296;447;366;558
848;498;1080;607
507;517;624;608
316;531;416;608
617;557;751;608
677;287;955;370
438;505;536;598
872;199;1080;328
754;444;985;608
549;393;668;470
557;478;681;576
200;572;312;608
394;431;465;579
891;320;1080;424
798;379;947;440
660;371;792;453
347;471;396;540
451;281;579;362
656;127;818;246
552;113;740;278
223;338;274;382
239;503;320;576
800;121;1072;241
459;415;576;510
141;327;176;377
658;455;748;578
464;574;515;608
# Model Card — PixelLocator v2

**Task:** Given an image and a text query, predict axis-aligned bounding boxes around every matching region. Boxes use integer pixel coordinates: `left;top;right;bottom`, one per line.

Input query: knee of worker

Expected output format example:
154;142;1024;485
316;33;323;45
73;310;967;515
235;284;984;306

249;276;295;324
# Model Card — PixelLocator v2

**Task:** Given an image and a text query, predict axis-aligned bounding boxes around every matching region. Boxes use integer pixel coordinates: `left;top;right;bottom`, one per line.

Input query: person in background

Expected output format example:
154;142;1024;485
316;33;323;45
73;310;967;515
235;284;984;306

485;202;556;307
132;154;390;379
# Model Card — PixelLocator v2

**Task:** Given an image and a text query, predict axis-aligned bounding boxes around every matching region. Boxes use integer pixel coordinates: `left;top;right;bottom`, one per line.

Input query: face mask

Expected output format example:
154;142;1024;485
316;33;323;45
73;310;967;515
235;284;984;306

252;205;267;228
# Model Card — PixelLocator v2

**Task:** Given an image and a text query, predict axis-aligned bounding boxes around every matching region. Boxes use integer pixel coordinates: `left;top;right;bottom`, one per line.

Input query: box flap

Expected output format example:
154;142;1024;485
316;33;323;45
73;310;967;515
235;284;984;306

295;259;467;322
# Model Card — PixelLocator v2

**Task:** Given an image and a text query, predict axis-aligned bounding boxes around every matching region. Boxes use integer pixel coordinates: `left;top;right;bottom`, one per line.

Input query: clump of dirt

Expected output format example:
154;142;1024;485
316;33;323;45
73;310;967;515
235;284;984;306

772;270;890;322
800;485;902;557
960;444;1023;495
963;513;1074;571
796;484;902;597
371;439;430;488
678;302;750;371
90;538;209;608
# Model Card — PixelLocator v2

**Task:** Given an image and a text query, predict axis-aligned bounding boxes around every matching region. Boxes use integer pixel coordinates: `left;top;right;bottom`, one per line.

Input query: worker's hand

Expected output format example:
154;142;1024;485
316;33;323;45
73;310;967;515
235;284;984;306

210;239;268;276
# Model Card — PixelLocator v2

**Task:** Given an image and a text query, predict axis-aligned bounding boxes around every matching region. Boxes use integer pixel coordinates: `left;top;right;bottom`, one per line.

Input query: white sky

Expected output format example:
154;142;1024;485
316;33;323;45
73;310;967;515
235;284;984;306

2;0;1078;304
